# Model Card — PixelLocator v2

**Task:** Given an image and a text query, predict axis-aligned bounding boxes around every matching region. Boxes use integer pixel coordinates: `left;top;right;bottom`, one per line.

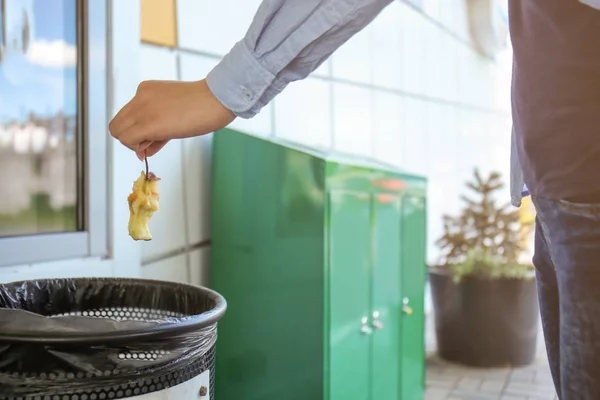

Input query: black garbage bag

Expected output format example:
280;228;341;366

0;277;227;399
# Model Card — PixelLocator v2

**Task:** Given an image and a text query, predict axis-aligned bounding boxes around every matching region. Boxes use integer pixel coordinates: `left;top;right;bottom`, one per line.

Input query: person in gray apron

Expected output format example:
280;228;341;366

110;1;600;398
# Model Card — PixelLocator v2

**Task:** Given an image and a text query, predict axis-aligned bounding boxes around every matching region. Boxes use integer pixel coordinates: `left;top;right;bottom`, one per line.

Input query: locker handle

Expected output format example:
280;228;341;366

372;311;384;329
361;316;372;335
402;297;413;316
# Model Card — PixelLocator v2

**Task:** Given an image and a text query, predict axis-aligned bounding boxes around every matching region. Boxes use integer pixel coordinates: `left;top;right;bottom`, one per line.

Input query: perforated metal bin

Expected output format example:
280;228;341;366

0;277;227;400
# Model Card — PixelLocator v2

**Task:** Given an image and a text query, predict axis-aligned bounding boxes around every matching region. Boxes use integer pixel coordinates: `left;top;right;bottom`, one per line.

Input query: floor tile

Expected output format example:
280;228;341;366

426;315;557;400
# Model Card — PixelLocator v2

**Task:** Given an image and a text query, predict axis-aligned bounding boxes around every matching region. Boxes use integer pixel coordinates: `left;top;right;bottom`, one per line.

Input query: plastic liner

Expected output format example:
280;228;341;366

0;277;227;398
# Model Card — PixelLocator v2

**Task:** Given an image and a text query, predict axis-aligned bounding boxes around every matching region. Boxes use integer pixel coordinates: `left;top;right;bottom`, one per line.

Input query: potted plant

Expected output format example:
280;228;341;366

429;168;539;367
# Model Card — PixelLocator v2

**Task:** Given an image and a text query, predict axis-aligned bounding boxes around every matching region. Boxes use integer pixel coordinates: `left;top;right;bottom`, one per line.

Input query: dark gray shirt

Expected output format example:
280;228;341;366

510;0;600;202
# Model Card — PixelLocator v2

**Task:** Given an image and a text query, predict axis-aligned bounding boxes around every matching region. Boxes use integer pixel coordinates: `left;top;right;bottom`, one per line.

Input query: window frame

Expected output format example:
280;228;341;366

0;0;108;267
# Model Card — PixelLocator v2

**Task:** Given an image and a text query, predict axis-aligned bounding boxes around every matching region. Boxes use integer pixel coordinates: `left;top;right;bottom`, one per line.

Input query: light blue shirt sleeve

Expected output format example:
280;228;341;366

206;0;394;119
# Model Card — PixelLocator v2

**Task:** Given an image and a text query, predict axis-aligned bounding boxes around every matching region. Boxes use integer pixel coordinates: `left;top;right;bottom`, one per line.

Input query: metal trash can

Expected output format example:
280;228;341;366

0;277;227;400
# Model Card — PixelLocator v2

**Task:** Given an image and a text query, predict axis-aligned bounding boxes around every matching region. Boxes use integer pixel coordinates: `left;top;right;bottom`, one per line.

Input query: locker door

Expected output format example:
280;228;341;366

328;190;372;400
371;193;403;400
399;194;427;400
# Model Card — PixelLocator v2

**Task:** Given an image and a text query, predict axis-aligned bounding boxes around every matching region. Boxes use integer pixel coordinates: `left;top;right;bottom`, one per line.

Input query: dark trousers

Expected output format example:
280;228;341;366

533;195;600;400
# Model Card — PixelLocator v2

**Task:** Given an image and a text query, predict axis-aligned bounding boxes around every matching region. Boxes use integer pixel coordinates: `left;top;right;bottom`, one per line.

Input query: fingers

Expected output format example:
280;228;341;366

111;116;160;152
137;149;147;162
109;79;234;159
137;140;169;159
108;98;137;140
109;83;157;151
138;140;153;154
110;102;168;158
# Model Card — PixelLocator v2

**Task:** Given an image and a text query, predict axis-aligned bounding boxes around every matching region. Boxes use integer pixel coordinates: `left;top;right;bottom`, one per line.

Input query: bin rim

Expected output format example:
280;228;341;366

0;277;227;345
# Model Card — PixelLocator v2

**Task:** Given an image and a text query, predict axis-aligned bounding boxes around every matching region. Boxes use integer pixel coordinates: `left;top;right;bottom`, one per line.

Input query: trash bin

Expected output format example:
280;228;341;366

0;277;227;400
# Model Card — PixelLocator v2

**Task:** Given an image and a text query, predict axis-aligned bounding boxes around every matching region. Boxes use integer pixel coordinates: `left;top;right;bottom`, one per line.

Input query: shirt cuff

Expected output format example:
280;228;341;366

206;40;276;119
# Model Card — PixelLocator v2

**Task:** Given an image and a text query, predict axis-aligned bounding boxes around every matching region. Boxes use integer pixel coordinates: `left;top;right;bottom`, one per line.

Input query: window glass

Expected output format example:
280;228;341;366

0;0;79;237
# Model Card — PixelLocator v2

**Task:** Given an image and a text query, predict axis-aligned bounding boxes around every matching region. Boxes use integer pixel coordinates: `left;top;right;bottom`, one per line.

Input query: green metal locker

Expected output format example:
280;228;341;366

211;129;427;400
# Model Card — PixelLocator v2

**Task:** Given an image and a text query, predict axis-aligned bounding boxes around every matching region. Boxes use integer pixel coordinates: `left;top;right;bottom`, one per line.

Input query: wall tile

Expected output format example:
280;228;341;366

189;247;211;287
332;83;373;157
426;182;446;264
331;23;373;84
426;103;458;180
438;33;458;101
491;49;513;113
0;258;113;283
182;134;213;245
422;0;441;22
373;91;404;167
486;114;512;200
140;45;178;80
229;110;273;138
422;23;443;99
179;53;220;79
455;108;511;198
398;4;426;95
401;96;428;175
458;47;484;107
142;254;188;283
455;0;472;42
274;78;332;150
177;0;262;55
425;104;462;260
456;108;483;181
443;0;470;42
372;4;403;90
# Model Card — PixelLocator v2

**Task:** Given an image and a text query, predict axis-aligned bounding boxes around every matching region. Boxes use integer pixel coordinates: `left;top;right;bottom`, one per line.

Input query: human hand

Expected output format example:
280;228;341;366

109;79;236;159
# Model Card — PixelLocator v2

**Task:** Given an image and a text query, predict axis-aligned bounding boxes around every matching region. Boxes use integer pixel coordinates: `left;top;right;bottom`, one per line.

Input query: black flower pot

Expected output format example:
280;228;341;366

429;268;539;367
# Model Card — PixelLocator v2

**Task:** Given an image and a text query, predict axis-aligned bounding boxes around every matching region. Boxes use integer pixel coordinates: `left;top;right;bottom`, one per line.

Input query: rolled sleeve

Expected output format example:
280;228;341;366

206;41;276;119
206;0;394;119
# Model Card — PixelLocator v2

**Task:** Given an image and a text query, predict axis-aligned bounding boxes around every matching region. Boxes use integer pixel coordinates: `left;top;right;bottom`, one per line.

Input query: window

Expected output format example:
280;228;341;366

0;0;107;266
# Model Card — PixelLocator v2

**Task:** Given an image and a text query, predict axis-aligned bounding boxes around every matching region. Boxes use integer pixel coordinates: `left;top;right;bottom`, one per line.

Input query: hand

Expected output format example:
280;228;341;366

109;79;236;159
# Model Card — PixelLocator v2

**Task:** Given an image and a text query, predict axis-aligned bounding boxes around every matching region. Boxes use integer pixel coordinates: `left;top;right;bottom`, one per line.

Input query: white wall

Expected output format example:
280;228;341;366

0;0;513;284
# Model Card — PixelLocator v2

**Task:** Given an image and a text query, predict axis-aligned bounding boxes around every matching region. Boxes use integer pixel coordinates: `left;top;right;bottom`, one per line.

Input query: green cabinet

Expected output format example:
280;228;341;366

211;129;427;400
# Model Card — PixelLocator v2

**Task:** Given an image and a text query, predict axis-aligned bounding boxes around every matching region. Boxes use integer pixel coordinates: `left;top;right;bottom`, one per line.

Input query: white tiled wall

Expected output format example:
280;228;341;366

274;78;332;150
136;0;512;276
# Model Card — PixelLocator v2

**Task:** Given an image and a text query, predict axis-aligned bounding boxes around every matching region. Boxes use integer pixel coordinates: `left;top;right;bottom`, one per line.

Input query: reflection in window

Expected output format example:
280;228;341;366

0;0;79;237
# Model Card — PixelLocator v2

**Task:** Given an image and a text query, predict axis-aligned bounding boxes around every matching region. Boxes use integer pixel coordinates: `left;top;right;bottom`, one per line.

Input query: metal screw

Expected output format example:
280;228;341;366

199;386;208;397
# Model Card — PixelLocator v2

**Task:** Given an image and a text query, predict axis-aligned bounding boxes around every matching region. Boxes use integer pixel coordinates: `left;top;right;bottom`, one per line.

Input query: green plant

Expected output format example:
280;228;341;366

436;168;534;282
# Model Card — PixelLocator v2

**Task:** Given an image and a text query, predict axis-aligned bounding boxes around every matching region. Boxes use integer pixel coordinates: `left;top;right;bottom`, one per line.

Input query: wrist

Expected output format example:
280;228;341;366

197;79;235;120
205;41;275;119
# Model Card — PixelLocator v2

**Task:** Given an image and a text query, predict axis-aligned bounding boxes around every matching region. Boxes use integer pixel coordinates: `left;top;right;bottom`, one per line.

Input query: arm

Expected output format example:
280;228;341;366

109;0;394;156
207;0;395;118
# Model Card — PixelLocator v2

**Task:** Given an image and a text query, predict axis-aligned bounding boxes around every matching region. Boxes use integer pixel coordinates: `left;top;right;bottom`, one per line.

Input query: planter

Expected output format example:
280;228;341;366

429;268;539;367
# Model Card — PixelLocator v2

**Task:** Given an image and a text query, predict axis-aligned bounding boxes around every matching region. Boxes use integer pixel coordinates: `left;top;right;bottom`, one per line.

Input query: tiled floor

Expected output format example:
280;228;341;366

425;355;558;400
425;315;558;400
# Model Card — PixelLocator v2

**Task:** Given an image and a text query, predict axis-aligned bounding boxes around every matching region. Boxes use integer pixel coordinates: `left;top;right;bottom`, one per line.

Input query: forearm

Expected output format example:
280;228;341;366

206;0;394;118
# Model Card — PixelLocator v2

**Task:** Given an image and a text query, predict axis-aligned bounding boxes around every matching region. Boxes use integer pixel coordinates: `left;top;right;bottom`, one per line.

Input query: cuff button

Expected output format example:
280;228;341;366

240;86;254;101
